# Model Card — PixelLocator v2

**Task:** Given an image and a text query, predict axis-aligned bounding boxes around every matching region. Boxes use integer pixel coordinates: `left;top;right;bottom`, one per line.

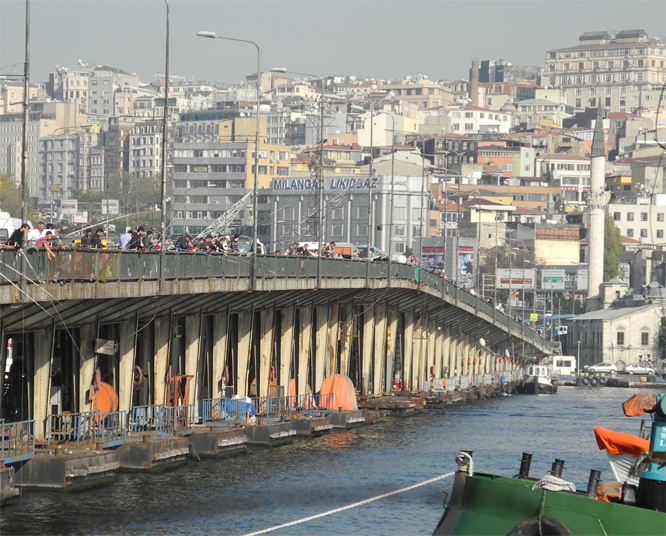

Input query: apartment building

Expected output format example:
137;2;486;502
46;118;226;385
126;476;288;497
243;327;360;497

420;104;512;137
39;134;79;206
379;78;455;109
609;193;666;244
544;29;666;113
537;153;591;205
128;121;162;178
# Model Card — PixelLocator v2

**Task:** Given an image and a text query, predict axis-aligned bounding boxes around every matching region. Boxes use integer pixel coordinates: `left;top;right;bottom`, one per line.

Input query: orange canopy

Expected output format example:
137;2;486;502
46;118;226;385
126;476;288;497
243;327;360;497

319;374;358;412
622;393;658;417
594;426;649;457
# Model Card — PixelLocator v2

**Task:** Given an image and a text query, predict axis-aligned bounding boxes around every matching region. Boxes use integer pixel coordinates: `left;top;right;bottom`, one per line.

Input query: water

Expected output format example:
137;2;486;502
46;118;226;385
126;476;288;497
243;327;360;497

2;387;659;535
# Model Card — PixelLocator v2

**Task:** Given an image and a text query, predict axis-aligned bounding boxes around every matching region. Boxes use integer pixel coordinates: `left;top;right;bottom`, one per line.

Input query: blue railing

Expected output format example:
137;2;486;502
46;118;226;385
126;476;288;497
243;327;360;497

252;396;292;422
287;393;335;418
129;405;157;433
0;419;35;463
46;410;127;447
201;398;250;427
155;404;195;436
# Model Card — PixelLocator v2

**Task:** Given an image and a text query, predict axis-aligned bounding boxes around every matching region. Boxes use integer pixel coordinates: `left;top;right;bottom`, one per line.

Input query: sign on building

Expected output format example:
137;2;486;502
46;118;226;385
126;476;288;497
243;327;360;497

496;268;536;290
101;199;119;215
530;313;539;322
60;199;78;215
72;211;88;223
542;269;565;290
576;269;588;291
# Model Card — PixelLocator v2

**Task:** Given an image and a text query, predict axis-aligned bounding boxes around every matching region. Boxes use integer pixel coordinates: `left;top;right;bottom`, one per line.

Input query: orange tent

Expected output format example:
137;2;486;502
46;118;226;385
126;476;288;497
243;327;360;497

594;426;649;457
319;374;358;411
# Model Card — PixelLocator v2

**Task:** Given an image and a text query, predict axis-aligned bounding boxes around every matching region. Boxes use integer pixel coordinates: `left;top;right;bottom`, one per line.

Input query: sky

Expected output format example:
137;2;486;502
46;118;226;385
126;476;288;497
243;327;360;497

1;0;665;86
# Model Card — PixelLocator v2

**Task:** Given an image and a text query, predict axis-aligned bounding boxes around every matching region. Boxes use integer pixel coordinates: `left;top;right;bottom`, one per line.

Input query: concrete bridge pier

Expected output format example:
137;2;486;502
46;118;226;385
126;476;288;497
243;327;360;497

325;304;339;379
314;305;328;393
372;303;387;396
384;307;398;392
118;320;137;417
33;329;50;442
403;311;414;391
259;308;275;398
339;305;353;379
211;312;228;400
297;306;313;395
79;325;97;415
361;306;374;396
236;312;252;398
153;316;170;405
279;306;295;398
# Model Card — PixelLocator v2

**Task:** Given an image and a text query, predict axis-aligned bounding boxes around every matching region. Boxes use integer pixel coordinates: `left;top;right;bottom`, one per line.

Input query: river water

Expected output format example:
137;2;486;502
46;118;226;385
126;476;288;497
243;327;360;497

2;386;661;535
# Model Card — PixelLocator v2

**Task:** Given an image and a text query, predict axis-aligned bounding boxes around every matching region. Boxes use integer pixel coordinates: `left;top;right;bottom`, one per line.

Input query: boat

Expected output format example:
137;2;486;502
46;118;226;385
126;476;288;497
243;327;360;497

516;365;557;395
433;393;666;535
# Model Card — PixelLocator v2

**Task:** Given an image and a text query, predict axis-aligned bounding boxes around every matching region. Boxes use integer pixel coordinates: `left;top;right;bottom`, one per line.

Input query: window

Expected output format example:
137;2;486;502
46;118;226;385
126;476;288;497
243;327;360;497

613;212;621;221
464;123;474;130
658;230;664;239
356;224;368;236
642;332;650;346
627;212;634;221
394;225;405;236
356;207;368;219
658;213;664;222
393;207;406;220
627;229;634;237
282;207;295;221
617;332;625;345
640;229;647;238
332;224;343;236
641;212;648;221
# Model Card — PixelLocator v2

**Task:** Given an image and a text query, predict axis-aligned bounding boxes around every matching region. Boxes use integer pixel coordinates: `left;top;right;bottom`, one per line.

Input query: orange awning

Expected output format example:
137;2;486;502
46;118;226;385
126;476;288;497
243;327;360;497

594;426;649;457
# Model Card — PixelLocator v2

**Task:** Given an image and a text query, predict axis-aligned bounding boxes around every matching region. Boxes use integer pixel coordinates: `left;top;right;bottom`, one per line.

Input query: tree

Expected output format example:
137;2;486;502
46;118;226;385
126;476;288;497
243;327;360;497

603;213;622;281
0;174;39;222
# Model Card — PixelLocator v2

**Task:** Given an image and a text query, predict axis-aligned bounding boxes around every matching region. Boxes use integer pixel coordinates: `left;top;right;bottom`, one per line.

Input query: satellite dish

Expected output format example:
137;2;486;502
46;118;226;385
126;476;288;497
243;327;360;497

479;337;486;347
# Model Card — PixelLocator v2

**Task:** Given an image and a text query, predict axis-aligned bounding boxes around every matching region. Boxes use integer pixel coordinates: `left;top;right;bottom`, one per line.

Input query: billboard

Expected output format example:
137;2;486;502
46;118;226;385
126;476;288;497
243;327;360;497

60;199;78;215
496;268;536;290
542;269;565;290
101;199;119;215
576;269;588;291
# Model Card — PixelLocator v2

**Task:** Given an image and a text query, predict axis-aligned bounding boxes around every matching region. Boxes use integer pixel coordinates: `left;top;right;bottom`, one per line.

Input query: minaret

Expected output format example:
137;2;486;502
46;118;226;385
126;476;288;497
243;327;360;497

587;106;609;302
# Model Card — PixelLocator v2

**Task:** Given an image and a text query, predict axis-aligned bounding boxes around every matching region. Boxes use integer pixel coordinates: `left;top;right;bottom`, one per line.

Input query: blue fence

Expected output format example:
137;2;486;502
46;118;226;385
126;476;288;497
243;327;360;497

0;419;35;464
201;398;251;427
287;393;335;418
155;404;195;437
46;410;127;447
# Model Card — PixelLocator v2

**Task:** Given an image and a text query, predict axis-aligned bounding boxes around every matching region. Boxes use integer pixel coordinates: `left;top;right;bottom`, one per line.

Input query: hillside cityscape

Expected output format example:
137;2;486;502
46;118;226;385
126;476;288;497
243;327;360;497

2;27;666;363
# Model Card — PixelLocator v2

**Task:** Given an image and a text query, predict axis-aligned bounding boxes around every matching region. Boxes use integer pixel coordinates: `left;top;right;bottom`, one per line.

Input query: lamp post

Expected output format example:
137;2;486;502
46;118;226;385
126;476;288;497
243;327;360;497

21;0;31;226
271;68;325;288
159;0;170;290
197;30;261;289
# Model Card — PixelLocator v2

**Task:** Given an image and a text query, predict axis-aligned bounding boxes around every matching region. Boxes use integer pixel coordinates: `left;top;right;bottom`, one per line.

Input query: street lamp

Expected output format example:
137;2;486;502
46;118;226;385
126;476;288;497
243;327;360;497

197;30;261;289
271;67;325;288
160;0;170;288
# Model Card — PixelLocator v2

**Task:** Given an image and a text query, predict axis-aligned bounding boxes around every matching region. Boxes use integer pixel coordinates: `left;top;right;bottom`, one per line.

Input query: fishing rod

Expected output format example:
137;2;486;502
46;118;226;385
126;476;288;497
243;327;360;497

61;210;154;237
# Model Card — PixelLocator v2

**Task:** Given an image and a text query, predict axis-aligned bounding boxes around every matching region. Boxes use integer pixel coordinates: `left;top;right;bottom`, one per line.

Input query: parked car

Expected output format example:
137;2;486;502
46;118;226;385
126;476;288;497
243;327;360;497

624;363;655;375
585;362;617;374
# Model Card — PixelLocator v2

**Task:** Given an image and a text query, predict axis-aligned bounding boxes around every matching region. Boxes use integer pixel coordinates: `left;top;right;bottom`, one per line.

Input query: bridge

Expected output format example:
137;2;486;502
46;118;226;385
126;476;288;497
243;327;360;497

0;250;553;441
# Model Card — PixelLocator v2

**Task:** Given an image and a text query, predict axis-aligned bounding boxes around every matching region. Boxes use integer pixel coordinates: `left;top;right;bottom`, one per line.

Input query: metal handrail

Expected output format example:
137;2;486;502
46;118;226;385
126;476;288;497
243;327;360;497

47;410;126;447
1;419;35;463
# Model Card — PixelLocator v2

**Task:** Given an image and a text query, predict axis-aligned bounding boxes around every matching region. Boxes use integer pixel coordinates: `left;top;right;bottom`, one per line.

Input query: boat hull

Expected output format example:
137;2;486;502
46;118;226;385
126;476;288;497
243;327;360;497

516;377;557;395
433;471;666;536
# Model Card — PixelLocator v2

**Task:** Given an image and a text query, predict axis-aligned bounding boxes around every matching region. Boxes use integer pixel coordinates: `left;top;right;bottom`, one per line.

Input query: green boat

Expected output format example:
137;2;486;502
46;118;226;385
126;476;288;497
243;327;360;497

434;394;666;535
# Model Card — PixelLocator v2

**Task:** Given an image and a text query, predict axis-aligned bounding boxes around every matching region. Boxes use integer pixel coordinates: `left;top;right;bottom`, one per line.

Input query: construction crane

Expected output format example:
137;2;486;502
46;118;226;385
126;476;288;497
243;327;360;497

193;190;253;240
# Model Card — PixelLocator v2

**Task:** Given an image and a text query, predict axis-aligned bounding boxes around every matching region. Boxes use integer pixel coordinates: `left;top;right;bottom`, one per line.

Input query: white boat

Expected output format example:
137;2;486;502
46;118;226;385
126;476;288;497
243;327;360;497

517;365;557;394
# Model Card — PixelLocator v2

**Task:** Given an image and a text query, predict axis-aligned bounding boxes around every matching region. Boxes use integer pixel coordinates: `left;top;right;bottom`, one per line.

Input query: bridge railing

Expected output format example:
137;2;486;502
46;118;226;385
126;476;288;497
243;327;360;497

252;396;292;421
0;419;35;464
287;393;334;418
46;410;127;447
155;404;195;436
0;250;551;350
201;398;253;427
129;405;157;433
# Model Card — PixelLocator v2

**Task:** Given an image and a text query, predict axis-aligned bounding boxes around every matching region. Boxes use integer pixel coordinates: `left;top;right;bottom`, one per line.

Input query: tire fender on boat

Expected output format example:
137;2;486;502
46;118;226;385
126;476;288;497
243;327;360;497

507;516;573;536
581;377;590;385
598;377;607;385
590;378;598;386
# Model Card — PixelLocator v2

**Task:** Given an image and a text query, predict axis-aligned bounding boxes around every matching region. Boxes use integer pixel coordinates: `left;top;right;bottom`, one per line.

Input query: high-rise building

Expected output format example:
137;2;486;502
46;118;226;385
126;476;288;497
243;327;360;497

544;30;666;113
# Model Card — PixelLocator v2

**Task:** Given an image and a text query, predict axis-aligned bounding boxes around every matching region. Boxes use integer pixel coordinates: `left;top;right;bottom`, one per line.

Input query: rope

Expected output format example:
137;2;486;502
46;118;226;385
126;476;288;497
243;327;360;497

243;471;455;536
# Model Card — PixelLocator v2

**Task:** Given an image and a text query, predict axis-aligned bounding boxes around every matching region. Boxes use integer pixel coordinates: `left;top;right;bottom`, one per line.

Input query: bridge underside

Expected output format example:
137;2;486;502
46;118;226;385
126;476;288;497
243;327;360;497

0;252;551;441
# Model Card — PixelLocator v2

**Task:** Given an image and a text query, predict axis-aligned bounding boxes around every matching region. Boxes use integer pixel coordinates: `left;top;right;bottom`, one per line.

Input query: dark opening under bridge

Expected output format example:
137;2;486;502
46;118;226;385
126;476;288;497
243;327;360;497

0;250;553;442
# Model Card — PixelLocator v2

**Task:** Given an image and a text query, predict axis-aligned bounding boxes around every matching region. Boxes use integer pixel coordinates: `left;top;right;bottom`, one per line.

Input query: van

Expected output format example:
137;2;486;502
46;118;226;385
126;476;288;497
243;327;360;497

332;242;355;258
0;212;32;244
552;356;577;378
